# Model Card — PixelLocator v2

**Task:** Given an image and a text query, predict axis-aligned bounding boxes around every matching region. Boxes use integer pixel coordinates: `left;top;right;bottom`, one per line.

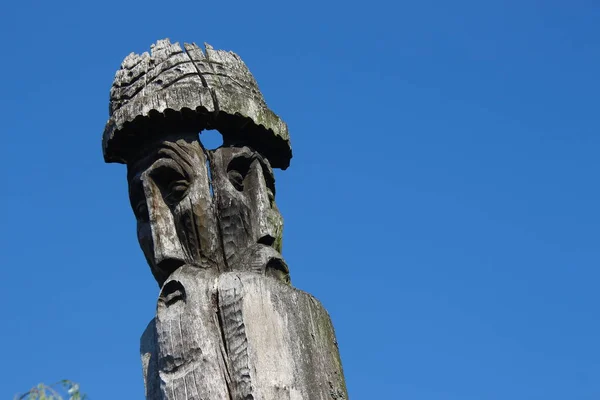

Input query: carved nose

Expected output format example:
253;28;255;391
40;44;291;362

247;161;271;209
246;162;277;239
145;184;185;274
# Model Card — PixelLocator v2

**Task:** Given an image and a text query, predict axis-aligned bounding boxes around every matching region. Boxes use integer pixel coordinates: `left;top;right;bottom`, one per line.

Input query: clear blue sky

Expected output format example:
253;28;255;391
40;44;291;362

1;1;599;399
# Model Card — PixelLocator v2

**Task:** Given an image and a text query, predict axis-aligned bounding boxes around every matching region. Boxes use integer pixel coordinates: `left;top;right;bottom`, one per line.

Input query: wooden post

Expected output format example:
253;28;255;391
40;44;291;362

103;39;348;400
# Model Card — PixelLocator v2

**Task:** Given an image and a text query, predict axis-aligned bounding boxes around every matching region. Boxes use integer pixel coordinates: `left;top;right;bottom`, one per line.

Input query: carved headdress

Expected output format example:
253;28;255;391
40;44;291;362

102;39;292;168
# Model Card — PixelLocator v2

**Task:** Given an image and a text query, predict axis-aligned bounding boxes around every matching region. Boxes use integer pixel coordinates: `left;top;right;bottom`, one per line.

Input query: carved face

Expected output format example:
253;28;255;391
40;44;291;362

127;133;221;286
127;134;288;286
154;266;230;398
209;146;288;283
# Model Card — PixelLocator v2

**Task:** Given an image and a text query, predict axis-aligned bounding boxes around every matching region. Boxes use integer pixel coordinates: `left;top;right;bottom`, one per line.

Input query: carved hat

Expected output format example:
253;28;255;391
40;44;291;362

102;39;292;169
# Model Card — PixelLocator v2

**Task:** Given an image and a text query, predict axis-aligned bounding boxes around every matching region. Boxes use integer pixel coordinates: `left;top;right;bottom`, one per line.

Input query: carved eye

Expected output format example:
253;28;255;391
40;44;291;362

152;166;190;206
158;280;186;319
164;179;190;205
228;170;244;191
227;154;252;192
135;200;148;221
227;154;275;199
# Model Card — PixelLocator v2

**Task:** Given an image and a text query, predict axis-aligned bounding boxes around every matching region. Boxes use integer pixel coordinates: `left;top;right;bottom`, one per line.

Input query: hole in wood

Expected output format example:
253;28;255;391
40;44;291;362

200;129;223;150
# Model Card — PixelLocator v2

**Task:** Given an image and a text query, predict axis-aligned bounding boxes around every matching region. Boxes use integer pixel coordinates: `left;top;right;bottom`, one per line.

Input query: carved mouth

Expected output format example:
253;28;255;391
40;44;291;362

266;256;289;274
159;348;203;375
257;235;275;247
266;256;290;284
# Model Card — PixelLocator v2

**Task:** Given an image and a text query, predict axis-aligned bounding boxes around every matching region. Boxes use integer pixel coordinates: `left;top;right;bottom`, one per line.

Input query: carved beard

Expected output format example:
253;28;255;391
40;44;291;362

127;133;222;286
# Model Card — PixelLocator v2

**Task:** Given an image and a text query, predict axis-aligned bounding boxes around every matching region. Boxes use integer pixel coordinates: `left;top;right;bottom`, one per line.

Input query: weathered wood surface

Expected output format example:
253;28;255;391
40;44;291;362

103;38;347;400
125;132;288;287
126;132;224;285
141;268;229;400
142;269;347;400
103;39;291;169
209;146;286;281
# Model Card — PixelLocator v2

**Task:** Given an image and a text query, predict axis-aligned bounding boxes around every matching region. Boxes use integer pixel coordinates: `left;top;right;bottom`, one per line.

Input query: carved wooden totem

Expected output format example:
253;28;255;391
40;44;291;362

103;39;347;400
